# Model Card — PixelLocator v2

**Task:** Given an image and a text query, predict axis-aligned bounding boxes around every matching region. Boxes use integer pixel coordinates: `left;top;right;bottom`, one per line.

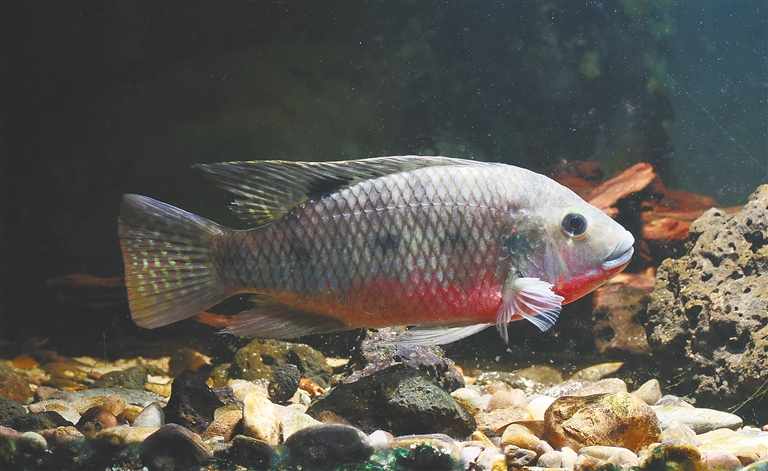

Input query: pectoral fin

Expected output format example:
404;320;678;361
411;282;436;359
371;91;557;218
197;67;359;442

496;277;565;343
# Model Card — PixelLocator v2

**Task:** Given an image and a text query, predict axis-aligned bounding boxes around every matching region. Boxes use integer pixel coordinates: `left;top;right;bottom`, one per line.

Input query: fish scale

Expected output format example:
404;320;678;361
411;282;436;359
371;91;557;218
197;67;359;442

118;156;634;345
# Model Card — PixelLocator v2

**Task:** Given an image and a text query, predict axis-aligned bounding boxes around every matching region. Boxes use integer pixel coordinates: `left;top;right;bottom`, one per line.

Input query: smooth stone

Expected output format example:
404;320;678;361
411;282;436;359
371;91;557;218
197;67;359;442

561;446;578;468
544;379;594;397
7;411;72;432
284;424;374;468
27;399;80;425
391;434;461;470
17;431;47;453
122;404;143;424
460;445;483;468
697;428;768;453
95;425;158;446
475;447;505;471
659;422;697;445
501;425;540;450
140;423;213;471
229;379;269;400
229;435;283;469
702;450;743;470
0;396;27;424
70;388;165;408
101;394;127;417
451;387;486;414
514;365;564;387
572;452;604;471
504;444;538;467
282;411;322;440
92;366;147;389
653;405;743;433
0;366;32;404
632;379;663;405
545;392;660;453
369;429;394;449
570;378;628;396
242;392;282;445
133;402;165;427
526;396;556;421
33;386;59;402
164;370;224;434
655;395;695;407
488;389;521;412
202;408;242;441
580;445;639;467
570;362;624;382
75;406;118;438
537;450;563;467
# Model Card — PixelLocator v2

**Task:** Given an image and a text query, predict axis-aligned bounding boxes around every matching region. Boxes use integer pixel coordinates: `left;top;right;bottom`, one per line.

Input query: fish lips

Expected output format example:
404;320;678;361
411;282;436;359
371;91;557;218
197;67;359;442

602;231;635;271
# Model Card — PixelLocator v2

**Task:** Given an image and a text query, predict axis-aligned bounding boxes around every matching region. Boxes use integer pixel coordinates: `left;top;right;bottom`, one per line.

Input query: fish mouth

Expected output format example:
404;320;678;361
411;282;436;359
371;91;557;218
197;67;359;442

602;231;635;271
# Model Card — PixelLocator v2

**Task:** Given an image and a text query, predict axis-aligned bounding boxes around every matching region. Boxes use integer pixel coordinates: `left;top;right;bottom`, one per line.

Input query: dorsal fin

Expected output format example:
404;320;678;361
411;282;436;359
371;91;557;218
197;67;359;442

194;156;477;225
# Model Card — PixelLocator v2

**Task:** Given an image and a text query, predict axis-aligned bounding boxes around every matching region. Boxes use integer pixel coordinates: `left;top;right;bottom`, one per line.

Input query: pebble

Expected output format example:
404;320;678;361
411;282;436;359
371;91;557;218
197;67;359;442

0;395;26;424
28;399;81;424
282;411;322;440
268;363;301;404
570;362;625;382
659;421;697;445
140;423;213;471
391;434;461;470
653;405;744;433
95;425;158;446
229;434;283;469
75;406;119;438
525;395;556;421
163;370;224;434
0;366;32;403
284;424;374;468
451;387;487;414
570;377;628;396
17;431;48;453
702;450;743;470
71;387;165;407
242;392;282;444
501;424;540;450
132;401;165;427
632;379;663;405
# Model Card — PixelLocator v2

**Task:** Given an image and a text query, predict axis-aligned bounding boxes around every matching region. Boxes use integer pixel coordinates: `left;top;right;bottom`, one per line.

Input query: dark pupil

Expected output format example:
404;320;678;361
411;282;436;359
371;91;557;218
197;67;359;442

563;213;587;236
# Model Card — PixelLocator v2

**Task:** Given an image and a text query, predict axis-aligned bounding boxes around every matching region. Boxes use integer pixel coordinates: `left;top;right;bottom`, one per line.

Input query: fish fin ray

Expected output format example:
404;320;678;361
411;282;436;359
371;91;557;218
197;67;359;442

386;324;492;346
118;194;229;328
220;299;348;338
194;156;479;225
496;277;565;341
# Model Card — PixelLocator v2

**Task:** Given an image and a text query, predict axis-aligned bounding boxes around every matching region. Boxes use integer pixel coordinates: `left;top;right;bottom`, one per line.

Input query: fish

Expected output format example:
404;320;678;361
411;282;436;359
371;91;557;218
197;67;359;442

118;156;634;345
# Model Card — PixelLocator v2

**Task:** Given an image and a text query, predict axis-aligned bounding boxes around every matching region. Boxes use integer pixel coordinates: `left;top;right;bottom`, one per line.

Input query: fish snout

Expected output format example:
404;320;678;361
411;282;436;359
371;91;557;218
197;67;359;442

602;231;635;271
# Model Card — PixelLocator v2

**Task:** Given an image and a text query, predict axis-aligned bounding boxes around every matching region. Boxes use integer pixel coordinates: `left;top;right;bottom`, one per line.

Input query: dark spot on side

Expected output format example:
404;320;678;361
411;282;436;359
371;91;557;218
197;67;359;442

377;232;400;254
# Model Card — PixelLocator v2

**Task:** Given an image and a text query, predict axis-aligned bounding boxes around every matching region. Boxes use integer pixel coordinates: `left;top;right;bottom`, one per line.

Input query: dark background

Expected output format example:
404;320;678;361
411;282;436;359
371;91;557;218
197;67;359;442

1;2;765;354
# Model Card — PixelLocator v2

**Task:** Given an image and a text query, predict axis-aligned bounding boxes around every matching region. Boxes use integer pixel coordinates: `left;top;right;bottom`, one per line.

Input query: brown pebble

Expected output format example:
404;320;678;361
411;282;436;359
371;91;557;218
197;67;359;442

33;386;59;403
0;366;32;403
76;406;119;438
101;394;126;416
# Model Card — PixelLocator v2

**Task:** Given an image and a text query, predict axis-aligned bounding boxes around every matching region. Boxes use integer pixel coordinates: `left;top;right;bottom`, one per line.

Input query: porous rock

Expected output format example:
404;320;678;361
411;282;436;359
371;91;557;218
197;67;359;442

0;396;26;425
645;185;768;423
234;338;333;388
341;328;464;392
268;363;301;404
307;365;475;438
91;365;147;389
544;392;660;453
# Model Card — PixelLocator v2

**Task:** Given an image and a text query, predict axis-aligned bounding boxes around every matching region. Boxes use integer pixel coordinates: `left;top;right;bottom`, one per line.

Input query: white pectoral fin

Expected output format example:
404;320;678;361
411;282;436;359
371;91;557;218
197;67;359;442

496;277;565;343
389;324;493;346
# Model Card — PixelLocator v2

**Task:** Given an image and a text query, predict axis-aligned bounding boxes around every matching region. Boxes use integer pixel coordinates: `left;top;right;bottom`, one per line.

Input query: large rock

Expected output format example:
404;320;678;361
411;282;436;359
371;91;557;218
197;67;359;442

340;328;464;392
307;365;475;438
233;339;333;388
163;370;224;434
645;185;768;422
544;392;660;453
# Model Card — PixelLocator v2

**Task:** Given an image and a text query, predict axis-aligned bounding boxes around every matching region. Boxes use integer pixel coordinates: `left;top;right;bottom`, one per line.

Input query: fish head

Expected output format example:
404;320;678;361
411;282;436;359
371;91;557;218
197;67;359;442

508;184;635;304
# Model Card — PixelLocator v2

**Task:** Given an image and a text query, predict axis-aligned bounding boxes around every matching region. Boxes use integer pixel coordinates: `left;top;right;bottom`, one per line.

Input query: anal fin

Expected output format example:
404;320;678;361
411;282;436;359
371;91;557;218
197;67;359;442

220;297;347;338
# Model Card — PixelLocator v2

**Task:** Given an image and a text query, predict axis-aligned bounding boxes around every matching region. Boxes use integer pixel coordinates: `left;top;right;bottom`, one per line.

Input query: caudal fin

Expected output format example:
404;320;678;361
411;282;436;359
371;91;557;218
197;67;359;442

118;194;229;328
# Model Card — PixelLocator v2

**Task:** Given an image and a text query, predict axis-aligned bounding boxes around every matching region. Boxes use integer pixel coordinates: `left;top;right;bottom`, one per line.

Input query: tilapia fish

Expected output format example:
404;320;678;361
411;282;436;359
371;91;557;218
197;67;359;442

118;156;634;345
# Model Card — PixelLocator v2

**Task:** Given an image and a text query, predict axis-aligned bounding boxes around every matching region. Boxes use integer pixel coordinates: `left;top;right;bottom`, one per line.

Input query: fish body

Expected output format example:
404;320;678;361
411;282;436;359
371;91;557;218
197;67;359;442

119;156;634;345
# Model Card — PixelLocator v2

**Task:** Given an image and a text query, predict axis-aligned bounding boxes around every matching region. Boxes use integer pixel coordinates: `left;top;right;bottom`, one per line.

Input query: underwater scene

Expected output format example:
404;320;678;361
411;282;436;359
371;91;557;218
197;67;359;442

1;2;766;470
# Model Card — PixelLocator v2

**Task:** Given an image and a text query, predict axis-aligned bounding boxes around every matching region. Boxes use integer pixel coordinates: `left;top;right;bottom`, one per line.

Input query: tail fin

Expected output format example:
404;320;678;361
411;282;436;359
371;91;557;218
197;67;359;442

118;194;229;328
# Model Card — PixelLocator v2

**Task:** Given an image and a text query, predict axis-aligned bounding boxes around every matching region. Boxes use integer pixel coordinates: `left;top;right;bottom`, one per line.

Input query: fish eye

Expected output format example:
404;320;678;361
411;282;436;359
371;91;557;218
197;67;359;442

561;211;588;238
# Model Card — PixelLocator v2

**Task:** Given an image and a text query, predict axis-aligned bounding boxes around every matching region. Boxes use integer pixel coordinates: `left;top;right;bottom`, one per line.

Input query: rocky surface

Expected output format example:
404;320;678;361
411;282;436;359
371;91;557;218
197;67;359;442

0;355;767;470
233;338;334;388
646;184;768;420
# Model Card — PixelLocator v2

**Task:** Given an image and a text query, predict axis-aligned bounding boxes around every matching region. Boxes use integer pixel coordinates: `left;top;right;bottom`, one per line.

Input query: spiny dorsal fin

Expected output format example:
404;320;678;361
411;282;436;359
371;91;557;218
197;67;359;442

194;156;478;225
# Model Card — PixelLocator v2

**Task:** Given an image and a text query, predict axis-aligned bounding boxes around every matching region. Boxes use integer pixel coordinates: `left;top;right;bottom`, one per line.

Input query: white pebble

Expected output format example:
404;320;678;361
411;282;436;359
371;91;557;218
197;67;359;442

133;402;164;427
525;395;556;421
